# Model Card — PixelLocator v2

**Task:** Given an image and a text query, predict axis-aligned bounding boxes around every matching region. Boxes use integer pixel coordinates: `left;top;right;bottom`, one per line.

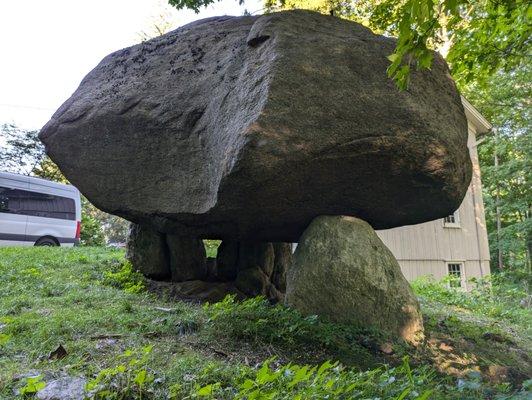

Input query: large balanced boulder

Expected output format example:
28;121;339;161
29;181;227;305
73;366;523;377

285;215;424;344
39;10;471;242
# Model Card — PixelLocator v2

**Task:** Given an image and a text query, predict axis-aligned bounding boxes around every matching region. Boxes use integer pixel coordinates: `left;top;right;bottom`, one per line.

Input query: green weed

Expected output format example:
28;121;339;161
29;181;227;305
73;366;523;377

203;240;220;258
19;375;46;396
102;260;145;293
86;346;155;399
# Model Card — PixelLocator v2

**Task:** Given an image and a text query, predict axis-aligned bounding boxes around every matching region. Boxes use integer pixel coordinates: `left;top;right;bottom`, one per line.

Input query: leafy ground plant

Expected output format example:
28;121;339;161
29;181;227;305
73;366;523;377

102;259;146;294
86;346;154;399
0;247;530;399
413;275;531;339
18;375;46;397
202;294;382;367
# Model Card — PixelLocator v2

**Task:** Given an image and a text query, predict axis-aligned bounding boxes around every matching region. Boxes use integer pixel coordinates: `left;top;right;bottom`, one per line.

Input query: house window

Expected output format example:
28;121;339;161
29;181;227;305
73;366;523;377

443;210;460;227
447;263;464;288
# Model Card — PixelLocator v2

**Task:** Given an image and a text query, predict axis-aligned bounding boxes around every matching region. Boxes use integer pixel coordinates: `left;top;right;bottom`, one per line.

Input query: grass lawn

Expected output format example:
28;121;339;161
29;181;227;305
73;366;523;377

0;246;530;399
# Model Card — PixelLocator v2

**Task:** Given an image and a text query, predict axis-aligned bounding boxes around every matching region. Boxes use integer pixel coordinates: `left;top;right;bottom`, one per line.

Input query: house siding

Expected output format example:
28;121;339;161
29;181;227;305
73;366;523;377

377;123;491;287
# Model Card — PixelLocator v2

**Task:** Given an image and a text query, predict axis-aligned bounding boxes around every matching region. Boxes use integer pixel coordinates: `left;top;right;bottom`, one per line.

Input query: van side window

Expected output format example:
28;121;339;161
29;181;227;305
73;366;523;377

0;187;18;213
0;186;75;220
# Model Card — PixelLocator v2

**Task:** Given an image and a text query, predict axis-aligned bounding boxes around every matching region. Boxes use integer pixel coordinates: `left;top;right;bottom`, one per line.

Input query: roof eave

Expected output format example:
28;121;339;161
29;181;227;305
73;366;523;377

461;96;492;135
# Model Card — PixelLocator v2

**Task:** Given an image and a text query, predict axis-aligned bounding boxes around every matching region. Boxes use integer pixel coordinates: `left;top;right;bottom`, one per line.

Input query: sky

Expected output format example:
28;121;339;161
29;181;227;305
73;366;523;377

0;0;263;130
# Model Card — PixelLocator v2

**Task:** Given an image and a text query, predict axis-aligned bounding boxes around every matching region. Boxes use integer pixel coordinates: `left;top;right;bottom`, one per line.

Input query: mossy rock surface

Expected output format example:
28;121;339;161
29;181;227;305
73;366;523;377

286;215;424;343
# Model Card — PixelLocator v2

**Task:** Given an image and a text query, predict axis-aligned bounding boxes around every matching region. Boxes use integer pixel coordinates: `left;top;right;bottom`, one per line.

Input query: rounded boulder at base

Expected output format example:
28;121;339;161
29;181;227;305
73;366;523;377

286;215;424;344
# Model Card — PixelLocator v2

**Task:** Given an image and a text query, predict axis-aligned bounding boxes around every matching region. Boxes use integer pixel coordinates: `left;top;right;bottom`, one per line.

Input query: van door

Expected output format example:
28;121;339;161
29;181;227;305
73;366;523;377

23;190;77;245
0;187;30;246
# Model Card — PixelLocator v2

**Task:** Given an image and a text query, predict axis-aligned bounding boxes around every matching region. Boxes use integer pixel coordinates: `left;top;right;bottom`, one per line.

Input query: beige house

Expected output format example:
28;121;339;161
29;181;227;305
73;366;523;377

377;97;492;289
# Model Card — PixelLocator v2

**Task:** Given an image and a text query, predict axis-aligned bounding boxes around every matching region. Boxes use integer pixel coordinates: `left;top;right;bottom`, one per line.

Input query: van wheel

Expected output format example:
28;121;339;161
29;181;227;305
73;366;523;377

35;237;59;247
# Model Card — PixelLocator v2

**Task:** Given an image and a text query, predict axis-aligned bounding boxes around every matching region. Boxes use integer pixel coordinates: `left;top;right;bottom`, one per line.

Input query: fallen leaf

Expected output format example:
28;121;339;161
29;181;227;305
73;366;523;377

49;344;68;360
212;348;229;358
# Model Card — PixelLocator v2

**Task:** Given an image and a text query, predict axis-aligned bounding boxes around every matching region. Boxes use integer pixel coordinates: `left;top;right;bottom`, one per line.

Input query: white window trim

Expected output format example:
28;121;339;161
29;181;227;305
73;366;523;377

446;261;467;290
443;210;461;229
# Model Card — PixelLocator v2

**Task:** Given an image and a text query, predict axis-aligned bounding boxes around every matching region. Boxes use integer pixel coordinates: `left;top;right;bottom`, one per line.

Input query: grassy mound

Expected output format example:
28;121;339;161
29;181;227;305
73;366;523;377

0;247;530;399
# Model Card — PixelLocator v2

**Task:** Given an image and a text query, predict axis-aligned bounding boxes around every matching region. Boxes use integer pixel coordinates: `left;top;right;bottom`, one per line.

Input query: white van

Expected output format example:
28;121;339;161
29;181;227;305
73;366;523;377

0;172;81;247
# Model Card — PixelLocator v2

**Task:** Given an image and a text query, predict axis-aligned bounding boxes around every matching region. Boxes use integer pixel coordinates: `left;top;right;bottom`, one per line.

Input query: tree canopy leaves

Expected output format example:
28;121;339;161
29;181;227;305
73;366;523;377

461;64;531;271
169;0;531;89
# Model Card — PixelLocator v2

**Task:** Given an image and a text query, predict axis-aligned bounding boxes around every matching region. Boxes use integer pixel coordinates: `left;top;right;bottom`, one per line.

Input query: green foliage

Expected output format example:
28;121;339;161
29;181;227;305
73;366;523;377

19;375;46;396
202;295;383;368
86;346;155;399
262;0;531;88
412;274;531;331
0;123;67;181
82;197;130;245
462;64;531;273
80;196;130;246
0;332;10;346
166;356;252;399
203;239;220;258
375;0;440;89
102;260;146;293
166;352;531;399
189;356;517;399
167;0;248;13
0;123;45;175
205;295;323;343
370;0;531;87
81;211;106;247
204;295;360;346
447;0;532;85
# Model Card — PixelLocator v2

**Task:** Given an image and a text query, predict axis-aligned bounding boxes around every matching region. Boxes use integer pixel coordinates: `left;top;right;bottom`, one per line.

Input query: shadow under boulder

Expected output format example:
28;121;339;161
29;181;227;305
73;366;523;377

127;224;292;303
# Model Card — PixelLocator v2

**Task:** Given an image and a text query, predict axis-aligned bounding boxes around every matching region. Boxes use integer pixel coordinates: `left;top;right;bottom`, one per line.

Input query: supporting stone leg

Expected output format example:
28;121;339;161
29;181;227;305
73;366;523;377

216;240;239;281
216;240;293;302
285;216;424;344
126;224;207;282
126;223;170;280
166;234;207;282
271;243;293;293
128;224;293;303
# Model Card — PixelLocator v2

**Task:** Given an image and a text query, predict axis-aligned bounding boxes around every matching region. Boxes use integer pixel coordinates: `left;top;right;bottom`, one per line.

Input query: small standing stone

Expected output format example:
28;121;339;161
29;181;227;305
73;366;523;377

235;267;270;297
271;243;293;292
237;241;275;276
216;240;239;281
215;240;292;301
126;224;170;279
166;234;207;282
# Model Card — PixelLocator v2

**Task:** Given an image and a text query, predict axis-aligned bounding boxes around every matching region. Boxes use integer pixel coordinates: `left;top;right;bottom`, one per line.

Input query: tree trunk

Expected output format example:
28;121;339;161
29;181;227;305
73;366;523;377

494;130;504;270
